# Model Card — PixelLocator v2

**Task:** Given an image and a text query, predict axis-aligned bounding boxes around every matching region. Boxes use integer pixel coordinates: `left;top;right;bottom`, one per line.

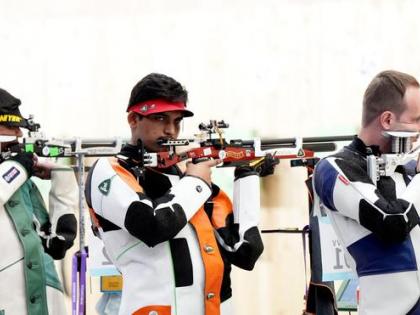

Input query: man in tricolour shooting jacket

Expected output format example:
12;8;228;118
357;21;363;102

85;73;274;315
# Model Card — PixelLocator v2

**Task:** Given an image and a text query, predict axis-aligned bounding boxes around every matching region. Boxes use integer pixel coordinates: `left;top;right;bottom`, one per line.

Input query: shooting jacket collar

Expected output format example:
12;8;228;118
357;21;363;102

347;136;381;157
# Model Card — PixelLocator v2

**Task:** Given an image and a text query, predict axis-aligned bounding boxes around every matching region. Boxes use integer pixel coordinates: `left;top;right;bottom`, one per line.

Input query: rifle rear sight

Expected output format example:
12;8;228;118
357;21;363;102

25;114;41;132
198;120;229;133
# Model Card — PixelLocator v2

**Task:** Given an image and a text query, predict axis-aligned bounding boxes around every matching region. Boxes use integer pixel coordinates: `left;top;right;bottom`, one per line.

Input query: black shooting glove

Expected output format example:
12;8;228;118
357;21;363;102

234;154;279;180
255;153;279;177
9;152;34;177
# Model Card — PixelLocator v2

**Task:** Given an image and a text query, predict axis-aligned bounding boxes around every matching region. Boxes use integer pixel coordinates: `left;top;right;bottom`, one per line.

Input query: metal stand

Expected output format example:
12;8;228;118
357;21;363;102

72;140;89;315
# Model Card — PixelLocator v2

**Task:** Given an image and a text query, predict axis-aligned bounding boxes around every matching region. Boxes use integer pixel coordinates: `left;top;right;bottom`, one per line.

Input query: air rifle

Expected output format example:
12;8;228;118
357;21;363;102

2;118;354;170
0;115;126;160
139;120;354;170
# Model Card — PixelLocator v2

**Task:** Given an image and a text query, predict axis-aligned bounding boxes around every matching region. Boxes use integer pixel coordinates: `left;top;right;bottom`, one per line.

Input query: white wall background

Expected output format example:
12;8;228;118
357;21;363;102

1;0;420;314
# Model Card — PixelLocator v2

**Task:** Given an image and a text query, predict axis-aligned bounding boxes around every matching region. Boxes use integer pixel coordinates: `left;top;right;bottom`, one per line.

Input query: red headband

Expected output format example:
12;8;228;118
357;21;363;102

127;99;193;117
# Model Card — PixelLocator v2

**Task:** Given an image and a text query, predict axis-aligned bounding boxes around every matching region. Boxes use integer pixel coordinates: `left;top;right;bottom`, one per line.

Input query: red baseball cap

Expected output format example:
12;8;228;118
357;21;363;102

127;99;194;117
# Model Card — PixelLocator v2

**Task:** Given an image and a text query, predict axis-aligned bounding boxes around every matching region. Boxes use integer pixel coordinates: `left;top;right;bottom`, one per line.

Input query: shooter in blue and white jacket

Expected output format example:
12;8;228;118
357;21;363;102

314;70;420;315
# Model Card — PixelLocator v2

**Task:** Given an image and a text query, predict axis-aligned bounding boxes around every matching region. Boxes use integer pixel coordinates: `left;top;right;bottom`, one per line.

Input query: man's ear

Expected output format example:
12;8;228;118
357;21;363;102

379;111;395;130
127;112;139;128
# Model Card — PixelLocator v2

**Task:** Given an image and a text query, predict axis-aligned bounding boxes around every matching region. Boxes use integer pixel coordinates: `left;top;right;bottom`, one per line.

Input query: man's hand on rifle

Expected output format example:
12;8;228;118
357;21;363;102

33;155;57;179
234;154;279;180
186;158;222;186
8;153;59;179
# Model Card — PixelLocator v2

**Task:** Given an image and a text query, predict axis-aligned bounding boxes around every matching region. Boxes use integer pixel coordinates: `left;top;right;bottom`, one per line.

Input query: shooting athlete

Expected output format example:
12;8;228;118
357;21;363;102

85;73;277;315
313;70;420;315
0;88;78;315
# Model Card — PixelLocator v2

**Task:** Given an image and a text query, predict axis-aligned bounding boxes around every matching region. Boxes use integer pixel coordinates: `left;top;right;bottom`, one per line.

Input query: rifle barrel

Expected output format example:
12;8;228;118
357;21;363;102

62;138;128;148
231;135;355;152
238;135;355;146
